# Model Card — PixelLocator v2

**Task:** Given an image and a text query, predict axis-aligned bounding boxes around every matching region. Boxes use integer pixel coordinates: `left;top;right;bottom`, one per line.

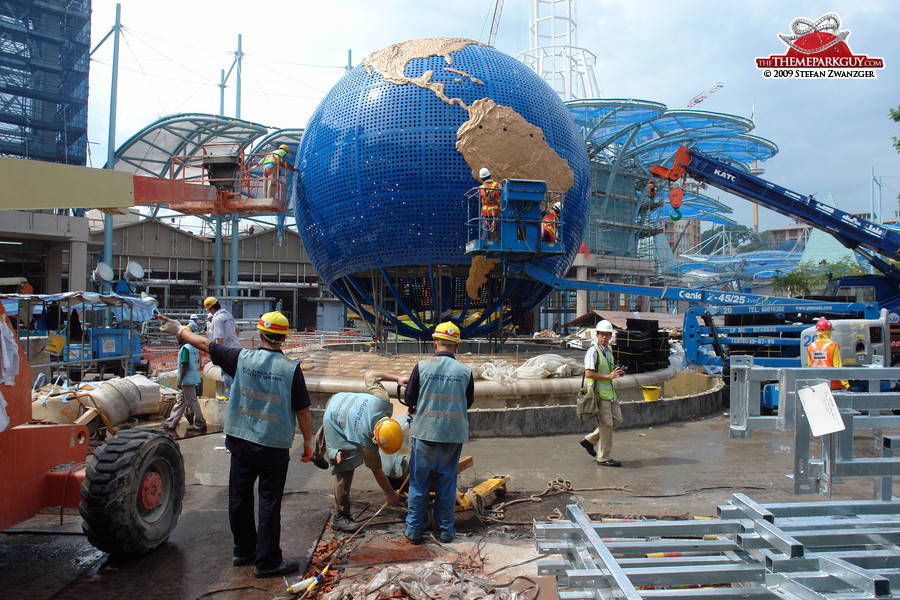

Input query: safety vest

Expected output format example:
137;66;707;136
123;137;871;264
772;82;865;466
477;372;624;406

480;181;500;217
259;149;286;173
807;338;844;390
542;210;559;241
411;356;471;444
179;344;201;386
586;344;616;400
323;392;392;473
225;349;297;449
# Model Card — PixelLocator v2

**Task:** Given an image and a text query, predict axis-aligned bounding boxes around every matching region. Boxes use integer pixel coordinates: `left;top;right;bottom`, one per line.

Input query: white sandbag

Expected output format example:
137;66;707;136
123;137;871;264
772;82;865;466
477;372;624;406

124;374;161;416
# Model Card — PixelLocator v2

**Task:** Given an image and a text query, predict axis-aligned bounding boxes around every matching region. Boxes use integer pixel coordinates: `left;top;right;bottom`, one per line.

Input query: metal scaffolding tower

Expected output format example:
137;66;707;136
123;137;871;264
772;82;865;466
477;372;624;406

518;0;601;101
0;0;90;165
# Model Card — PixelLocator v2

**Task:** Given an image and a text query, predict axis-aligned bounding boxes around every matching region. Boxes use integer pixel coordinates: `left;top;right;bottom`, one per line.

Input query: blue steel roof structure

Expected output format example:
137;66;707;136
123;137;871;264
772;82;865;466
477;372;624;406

567;98;784;280
106;113;270;180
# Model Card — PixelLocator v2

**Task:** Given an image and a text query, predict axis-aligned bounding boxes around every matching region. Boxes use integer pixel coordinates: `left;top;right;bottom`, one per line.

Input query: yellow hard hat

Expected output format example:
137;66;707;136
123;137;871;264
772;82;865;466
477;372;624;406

257;311;290;335
373;417;403;454
203;297;218;310
279;144;290;154
433;321;461;343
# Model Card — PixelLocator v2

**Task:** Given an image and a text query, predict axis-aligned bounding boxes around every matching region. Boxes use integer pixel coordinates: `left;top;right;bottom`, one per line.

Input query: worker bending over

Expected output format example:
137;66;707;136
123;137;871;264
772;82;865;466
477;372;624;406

311;371;407;533
259;144;297;199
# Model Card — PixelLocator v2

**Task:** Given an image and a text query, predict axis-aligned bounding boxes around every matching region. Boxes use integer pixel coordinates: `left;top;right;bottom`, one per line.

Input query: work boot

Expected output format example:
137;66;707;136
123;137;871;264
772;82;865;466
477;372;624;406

579;438;597;457
332;513;362;533
597;459;622;467
254;558;299;578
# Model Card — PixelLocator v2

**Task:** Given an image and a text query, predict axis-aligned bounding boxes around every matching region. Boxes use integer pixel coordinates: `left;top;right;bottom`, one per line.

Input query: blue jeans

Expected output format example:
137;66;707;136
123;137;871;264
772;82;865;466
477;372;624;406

405;438;462;539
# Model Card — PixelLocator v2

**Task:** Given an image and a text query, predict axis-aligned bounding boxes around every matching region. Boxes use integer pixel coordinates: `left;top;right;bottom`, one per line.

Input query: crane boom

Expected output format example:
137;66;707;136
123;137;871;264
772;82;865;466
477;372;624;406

680;81;724;109
488;0;505;46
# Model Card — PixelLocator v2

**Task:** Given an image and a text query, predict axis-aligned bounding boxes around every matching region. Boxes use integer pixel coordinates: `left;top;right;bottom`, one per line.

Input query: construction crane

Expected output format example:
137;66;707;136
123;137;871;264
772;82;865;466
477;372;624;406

680;81;724;109
488;0;505;46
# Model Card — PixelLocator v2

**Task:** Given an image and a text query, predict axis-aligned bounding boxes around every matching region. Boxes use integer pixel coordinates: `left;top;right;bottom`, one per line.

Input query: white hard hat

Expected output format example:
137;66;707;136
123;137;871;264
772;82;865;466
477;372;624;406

552;201;562;212
595;320;614;333
479;167;491;179
190;314;199;320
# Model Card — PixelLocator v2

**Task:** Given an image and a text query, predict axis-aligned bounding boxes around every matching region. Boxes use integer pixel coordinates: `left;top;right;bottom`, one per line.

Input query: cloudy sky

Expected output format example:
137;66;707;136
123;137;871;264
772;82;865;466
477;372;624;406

88;0;899;231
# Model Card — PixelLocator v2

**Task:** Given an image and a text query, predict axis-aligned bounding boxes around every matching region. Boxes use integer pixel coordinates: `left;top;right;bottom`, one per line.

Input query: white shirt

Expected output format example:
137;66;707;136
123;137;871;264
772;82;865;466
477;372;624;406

209;309;240;349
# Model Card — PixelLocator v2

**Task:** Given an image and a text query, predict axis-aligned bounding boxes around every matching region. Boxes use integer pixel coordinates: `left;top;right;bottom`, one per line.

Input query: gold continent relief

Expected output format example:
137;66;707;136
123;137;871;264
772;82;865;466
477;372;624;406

361;38;575;195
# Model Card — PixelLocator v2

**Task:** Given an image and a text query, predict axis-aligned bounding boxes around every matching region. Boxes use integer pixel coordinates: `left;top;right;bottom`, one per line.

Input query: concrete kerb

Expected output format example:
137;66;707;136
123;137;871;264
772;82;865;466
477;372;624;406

304;366;725;438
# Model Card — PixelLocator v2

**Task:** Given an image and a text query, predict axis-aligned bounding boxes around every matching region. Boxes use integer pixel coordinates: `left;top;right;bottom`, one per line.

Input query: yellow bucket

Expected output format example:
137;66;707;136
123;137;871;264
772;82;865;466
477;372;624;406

642;385;661;402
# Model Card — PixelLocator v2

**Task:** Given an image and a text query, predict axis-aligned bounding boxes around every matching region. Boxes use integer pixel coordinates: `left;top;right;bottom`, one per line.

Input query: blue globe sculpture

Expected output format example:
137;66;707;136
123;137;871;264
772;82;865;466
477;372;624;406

294;38;590;339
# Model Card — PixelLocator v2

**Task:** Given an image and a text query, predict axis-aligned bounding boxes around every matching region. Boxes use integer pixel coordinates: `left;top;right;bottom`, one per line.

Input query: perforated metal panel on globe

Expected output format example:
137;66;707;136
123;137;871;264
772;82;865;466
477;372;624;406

293;40;590;339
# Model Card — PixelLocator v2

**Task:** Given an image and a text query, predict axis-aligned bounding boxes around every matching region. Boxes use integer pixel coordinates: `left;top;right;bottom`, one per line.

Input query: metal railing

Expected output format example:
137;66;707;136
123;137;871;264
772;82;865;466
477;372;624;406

536;497;900;600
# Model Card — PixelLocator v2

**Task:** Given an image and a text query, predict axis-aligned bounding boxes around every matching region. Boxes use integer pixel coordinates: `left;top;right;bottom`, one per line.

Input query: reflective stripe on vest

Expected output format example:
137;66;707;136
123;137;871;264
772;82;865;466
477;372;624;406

808;339;836;367
323;391;392;474
411;356;471;444
586;344;616;399
542;212;558;240
480;181;500;215
225;349;297;449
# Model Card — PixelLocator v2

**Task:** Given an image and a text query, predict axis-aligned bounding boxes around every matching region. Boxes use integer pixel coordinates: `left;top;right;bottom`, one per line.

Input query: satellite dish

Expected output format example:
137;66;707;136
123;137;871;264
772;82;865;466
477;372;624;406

92;262;114;283
125;261;145;281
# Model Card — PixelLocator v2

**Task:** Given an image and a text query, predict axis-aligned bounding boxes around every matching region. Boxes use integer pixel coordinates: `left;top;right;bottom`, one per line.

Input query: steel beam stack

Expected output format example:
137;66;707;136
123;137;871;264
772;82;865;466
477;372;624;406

536;497;900;600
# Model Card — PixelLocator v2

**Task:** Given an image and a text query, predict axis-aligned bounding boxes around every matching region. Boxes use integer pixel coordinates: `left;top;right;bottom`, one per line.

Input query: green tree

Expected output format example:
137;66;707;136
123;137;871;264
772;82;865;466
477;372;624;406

891;104;900;153
699;224;754;254
772;257;868;297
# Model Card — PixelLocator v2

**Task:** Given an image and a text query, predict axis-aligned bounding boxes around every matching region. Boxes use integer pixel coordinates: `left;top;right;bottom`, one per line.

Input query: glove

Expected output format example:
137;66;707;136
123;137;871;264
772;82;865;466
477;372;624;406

159;316;185;337
301;443;312;463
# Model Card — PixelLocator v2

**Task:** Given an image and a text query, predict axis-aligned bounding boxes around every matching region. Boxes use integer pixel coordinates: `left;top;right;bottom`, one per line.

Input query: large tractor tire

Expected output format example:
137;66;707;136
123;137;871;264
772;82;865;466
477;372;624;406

79;428;185;554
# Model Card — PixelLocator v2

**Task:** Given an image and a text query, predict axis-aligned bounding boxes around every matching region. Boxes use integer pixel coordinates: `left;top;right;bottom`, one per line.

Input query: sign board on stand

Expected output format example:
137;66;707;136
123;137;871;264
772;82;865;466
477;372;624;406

797;382;845;437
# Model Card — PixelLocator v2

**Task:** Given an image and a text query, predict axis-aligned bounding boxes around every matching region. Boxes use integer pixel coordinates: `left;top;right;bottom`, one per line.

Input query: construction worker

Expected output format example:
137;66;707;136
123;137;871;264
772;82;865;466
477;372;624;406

403;322;474;544
542;201;562;242
187;313;202;334
157;310;313;579
311;371;407;533
478;167;500;242
807;318;849;390
204;297;241;393
259;144;297;199
578;320;625;467
161;336;206;433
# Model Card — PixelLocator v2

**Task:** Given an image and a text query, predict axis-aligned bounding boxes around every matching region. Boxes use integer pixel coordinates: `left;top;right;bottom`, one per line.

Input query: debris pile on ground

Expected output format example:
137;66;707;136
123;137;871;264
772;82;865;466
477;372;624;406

321;559;538;600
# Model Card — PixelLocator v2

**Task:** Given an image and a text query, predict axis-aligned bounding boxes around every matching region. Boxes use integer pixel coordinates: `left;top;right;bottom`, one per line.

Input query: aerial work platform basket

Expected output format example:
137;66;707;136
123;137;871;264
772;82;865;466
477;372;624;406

465;179;564;258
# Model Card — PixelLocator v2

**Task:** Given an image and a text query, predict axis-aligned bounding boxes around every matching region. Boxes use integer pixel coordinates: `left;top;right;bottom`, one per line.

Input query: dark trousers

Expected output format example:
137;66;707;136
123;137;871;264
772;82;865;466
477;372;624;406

226;435;289;570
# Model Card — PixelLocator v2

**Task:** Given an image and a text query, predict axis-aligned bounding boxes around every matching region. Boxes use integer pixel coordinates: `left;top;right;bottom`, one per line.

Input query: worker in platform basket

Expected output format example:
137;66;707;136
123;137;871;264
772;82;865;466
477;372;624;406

158;310;313;579
542;201;562;243
478;167;501;242
807;318;849;391
310;371;408;533
259;144;297;199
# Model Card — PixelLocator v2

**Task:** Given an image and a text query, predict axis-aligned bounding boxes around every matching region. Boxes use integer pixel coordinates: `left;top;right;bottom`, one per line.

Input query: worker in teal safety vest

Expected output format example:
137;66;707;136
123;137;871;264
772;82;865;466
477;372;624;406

158;310;313;579
259;144;297;199
578;320;625;467
310;371;408;533
403;322;474;544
